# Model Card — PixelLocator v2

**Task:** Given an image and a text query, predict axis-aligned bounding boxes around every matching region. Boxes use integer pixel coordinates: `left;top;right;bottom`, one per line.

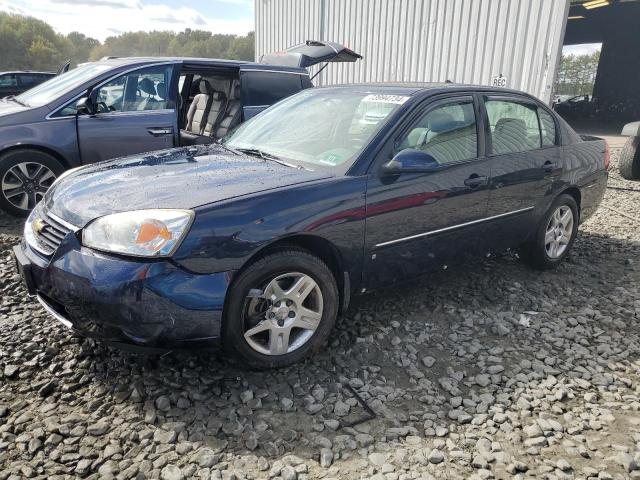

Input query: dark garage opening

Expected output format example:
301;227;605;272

556;0;640;137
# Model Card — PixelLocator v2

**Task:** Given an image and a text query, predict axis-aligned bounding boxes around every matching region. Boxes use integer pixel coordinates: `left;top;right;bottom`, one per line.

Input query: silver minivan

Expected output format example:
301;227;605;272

0;42;362;216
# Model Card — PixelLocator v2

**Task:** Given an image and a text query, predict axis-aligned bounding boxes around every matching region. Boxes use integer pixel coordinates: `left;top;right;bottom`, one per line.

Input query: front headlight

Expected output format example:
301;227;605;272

82;209;194;257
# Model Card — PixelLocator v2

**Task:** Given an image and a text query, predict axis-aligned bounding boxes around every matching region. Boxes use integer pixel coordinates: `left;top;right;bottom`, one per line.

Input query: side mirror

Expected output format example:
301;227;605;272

381;148;440;175
75;96;95;115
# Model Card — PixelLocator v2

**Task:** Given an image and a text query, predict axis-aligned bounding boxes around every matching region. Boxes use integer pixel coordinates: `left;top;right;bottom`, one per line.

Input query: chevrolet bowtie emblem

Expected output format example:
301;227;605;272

32;218;46;234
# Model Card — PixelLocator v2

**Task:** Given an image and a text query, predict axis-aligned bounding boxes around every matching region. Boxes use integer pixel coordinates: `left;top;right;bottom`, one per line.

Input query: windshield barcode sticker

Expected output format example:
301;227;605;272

362;94;410;105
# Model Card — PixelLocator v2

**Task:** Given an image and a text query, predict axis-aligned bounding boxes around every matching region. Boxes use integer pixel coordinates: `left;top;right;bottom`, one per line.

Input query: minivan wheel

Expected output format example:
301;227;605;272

0;149;64;217
521;194;579;270
223;249;339;369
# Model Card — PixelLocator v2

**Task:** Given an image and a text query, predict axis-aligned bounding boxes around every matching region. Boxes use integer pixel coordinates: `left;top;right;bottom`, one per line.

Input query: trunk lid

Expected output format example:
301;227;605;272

259;40;362;68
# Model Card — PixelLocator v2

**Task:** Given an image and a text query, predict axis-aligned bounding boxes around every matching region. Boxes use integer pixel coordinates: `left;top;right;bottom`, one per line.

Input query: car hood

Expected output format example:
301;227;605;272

0;98;30;117
44;145;332;227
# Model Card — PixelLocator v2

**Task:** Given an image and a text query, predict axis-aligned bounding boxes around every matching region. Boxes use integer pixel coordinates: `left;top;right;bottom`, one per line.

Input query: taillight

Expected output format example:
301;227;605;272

604;141;610;171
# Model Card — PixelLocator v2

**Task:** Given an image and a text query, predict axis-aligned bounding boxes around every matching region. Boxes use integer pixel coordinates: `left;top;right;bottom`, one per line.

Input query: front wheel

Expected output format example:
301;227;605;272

521;194;579;270
223;249;339;369
0;149;64;217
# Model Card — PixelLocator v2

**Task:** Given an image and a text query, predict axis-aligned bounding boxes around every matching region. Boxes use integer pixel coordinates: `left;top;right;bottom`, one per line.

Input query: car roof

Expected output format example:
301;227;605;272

0;71;55;75
318;82;542;100
93;56;307;74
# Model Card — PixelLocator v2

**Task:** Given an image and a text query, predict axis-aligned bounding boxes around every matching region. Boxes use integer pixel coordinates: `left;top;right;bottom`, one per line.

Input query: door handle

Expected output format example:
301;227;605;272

542;161;555;173
147;127;173;137
464;175;488;188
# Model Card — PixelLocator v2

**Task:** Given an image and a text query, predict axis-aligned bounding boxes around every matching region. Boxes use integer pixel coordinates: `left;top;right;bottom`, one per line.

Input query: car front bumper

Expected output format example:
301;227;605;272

13;234;232;350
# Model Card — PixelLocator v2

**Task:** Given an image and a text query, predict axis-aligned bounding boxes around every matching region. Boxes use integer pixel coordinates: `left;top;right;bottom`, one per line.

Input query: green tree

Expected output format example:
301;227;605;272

0;12;255;70
555;51;601;96
228;31;255;61
66;32;100;66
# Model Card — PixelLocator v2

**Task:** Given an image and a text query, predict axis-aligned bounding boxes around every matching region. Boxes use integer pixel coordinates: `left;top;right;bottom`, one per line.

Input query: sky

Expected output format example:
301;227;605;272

562;43;602;57
0;0;255;41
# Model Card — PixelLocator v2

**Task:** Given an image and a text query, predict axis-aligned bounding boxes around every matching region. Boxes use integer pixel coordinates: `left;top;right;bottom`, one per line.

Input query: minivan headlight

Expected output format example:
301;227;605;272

82;209;194;257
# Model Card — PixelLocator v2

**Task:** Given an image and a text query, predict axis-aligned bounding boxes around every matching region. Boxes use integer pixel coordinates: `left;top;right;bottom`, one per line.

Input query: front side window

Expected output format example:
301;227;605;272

224;89;407;171
485;99;541;155
396;99;478;165
94;65;172;113
0;74;17;87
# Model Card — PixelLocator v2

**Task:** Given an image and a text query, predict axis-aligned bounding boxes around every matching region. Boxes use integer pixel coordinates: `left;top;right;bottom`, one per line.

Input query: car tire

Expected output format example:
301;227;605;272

0;149;64;217
223;249;339;369
521;194;579;270
619;136;640;180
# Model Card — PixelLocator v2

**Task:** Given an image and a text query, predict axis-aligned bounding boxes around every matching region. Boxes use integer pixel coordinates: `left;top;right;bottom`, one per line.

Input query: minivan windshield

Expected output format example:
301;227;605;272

15;63;113;108
223;89;409;171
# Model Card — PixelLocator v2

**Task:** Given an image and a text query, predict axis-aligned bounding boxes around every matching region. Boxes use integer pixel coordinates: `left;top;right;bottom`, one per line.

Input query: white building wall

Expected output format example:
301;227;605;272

255;0;569;103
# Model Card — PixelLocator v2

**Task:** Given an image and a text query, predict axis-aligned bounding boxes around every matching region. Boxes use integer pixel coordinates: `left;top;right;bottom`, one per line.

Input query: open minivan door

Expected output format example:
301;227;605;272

260;40;362;80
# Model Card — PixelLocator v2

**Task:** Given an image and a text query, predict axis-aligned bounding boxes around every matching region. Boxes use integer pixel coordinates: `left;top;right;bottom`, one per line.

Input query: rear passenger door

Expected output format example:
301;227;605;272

240;70;305;119
481;95;560;249
77;64;178;163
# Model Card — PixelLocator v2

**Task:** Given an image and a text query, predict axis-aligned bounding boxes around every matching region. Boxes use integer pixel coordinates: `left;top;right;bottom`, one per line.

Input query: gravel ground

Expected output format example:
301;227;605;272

0;149;639;480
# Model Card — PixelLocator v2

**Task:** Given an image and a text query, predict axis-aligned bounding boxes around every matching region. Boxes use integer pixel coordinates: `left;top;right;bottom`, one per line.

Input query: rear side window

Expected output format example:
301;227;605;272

242;71;302;106
485;99;541;155
19;74;44;87
538;108;556;147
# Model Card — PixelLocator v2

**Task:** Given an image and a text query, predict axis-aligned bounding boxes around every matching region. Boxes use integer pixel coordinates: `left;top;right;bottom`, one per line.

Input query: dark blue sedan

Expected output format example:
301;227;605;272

13;83;608;368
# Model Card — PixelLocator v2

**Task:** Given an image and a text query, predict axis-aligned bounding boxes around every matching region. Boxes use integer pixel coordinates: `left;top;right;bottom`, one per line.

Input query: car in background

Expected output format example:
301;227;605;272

0;41;361;216
553;94;591;119
0;71;55;98
13;83;608;369
552;94;573;105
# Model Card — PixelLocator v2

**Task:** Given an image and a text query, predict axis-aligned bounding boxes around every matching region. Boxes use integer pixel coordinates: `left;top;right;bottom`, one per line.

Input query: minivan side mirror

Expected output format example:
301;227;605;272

75;96;95;115
381;148;440;175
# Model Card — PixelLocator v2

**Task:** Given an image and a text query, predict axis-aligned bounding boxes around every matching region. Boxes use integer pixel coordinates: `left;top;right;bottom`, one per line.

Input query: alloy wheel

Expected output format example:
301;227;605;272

1;162;56;211
544;205;574;259
243;272;324;356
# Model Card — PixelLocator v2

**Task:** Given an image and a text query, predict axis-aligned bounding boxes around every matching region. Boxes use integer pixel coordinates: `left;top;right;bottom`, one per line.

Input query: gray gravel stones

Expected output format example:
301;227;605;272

0;150;639;478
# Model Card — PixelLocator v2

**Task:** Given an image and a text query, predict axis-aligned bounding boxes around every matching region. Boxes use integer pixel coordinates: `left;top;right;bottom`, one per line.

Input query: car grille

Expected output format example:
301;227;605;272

27;210;76;256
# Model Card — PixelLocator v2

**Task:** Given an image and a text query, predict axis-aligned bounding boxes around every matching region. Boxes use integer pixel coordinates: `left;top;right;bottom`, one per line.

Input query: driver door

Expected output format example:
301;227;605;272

363;95;492;289
77;64;177;163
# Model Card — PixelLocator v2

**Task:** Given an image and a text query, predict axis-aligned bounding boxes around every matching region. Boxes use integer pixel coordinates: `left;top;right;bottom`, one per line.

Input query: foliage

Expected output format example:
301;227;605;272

555;51;601;96
0;12;255;72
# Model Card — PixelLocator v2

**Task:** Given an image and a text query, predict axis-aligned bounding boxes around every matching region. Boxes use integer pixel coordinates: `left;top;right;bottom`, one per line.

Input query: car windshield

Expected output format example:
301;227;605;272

223;89;409;171
15;63;113;108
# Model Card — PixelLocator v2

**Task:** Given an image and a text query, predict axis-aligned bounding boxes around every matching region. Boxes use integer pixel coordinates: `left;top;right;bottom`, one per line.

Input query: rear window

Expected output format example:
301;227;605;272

242;71;302;106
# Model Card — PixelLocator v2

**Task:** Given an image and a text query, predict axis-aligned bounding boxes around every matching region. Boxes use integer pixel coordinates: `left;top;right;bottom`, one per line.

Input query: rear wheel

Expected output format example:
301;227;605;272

223;249;339;369
521;194;579;270
619;136;640;180
0;149;64;217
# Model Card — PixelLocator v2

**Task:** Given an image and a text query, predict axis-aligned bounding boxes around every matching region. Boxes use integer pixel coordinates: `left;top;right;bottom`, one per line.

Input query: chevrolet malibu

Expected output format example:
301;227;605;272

13;84;608;369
